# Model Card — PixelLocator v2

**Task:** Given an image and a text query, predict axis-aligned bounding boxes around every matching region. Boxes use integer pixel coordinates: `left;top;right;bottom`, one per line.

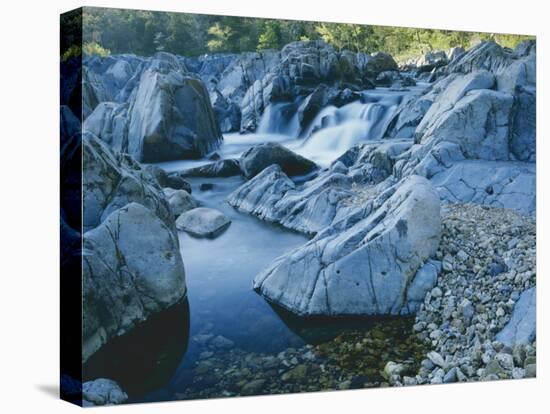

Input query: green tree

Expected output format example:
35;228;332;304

257;20;282;50
207;22;233;52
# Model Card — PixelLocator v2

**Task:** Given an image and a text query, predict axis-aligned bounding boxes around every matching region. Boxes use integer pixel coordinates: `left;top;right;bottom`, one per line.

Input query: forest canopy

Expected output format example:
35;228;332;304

64;7;534;62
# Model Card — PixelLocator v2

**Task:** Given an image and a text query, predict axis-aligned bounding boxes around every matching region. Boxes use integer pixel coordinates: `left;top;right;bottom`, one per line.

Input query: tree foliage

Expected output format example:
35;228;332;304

64;7;533;61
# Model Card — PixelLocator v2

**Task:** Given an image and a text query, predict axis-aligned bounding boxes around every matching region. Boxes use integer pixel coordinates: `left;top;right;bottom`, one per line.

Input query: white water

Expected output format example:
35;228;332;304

155;87;420;173
294;91;405;165
256;99;302;137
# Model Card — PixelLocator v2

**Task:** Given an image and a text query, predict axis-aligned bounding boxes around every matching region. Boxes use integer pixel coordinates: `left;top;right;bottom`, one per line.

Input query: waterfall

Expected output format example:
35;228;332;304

257;100;301;137
293;91;406;166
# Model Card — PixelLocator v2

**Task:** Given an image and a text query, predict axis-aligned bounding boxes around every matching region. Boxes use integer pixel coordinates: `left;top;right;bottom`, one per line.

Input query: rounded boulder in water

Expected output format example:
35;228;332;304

239;142;318;179
176;207;231;238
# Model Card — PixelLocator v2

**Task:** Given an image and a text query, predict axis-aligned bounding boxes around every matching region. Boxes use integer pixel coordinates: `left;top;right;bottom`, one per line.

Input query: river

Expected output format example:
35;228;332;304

83;85;426;402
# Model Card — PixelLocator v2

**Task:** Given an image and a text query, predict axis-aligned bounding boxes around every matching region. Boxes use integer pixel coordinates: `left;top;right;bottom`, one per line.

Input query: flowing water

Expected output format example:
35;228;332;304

84;86;425;402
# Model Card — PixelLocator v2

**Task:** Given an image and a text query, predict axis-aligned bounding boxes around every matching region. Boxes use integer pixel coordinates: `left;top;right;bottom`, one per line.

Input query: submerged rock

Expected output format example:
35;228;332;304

253;175;441;316
176;207;231;238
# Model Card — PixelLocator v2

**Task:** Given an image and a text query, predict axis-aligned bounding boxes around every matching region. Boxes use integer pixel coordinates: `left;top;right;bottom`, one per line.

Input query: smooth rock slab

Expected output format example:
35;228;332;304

176;207;231;238
429;160;536;216
496;287;536;346
253;175;441;316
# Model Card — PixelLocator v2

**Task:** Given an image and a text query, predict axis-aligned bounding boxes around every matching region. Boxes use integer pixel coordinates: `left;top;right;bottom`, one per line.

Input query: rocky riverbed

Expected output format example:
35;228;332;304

161;203;536;400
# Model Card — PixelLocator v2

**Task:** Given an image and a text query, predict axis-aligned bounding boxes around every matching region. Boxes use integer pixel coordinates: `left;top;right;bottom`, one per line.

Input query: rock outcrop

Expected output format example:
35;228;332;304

252;175;441;316
228;140;412;235
387;51;536;215
126;55;222;161
81;134;186;362
239;40;397;132
82;53;222;162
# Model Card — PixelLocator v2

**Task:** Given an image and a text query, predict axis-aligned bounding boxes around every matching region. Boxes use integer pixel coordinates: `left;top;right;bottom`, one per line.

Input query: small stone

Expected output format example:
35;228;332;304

421;359;435;371
429;330;443;340
199;351;214;359
210;335;234;349
443;367;457;383
488;262;507;277
442;255;454;272
338;380;352;390
403;376;417;386
240;379;266;395
484;360;505;377
431;287;443;298
282;364;308;381
384;361;405;378
511;367;525;379
495;353;514;370
427;351;446;368
456;250;468;262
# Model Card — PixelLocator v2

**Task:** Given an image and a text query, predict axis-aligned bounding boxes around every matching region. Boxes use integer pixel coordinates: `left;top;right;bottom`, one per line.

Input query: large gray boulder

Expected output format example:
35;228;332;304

81;134;186;362
496;287;536;346
253;175;441;316
126;59;222;162
82;134;172;232
215;50;281;105
414;70;496;140
239;142;318;179
388;54;536;216
83;202;186;362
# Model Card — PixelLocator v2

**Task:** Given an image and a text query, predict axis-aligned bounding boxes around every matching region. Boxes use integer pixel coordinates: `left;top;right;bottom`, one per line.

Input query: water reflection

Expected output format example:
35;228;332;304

83;299;191;398
268;301;398;344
